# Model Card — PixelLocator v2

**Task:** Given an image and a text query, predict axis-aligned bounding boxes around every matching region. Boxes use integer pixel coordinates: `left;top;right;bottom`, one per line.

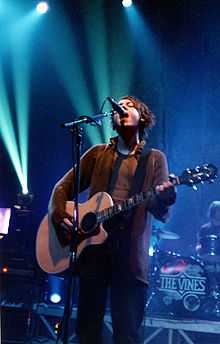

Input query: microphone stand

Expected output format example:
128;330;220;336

58;112;111;344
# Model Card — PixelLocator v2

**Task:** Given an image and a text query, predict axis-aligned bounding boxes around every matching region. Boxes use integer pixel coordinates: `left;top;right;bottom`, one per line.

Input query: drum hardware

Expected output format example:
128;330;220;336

212;294;220;317
152;226;180;240
197;234;220;263
195;233;220;318
200;291;220;319
200;261;220;318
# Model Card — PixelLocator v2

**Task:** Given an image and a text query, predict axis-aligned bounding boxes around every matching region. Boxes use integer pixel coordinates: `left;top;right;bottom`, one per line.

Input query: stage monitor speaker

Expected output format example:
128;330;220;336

1;307;31;343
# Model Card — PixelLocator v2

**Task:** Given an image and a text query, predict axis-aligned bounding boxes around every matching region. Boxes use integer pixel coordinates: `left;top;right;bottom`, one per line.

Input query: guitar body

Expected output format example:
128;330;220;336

36;192;113;274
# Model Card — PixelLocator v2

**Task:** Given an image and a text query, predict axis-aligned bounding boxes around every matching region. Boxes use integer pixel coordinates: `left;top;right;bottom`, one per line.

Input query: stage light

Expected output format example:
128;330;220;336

0;208;11;239
15;193;34;210
0;64;28;195
54;321;61;334
50;293;61;304
47;275;64;304
1;3;46;198
122;0;133;8
36;1;49;14
48;5;103;146
149;246;154;257
2;266;9;273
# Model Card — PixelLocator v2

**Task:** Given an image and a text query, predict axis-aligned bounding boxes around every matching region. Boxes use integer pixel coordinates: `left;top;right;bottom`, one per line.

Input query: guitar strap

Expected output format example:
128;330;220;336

128;143;151;197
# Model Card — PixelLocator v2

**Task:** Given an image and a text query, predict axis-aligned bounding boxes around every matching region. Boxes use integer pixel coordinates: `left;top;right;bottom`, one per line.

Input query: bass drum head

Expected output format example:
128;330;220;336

150;252;209;319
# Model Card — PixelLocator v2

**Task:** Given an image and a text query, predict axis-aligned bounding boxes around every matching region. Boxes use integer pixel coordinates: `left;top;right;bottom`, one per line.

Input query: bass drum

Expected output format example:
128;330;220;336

154;252;209;318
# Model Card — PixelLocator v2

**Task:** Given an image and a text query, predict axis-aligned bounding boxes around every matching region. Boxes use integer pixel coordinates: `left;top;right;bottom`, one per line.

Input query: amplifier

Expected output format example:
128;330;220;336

0;269;44;307
0;306;31;343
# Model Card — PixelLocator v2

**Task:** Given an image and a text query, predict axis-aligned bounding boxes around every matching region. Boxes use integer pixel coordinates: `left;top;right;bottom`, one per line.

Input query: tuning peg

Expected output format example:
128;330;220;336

188;179;195;186
209;179;215;183
192;185;198;191
186;168;192;174
195;166;201;172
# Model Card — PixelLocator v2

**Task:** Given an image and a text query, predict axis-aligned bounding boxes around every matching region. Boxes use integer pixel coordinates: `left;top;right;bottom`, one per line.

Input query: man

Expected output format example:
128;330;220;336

49;95;176;344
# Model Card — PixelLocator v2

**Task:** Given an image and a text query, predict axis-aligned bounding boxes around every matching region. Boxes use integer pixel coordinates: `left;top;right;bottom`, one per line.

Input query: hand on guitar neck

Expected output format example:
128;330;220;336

155;180;177;206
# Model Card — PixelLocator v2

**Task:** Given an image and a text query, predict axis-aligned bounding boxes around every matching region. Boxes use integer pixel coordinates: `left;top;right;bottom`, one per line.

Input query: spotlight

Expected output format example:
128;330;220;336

122;0;133;8
0;208;11;239
50;293;61;304
54;321;61;335
2;266;9;273
14;193;34;210
148;246;154;257
36;1;49;14
47;275;64;304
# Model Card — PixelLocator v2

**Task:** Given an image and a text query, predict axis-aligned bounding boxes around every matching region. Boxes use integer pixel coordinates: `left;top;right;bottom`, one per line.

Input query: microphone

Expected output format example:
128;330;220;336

107;97;126;116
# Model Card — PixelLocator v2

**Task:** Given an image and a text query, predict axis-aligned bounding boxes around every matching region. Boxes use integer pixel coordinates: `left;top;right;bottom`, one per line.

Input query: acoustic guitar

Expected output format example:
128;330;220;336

36;163;217;274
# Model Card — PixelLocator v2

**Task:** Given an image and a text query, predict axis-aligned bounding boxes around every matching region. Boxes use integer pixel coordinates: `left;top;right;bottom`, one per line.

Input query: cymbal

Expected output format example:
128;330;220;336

152;227;180;240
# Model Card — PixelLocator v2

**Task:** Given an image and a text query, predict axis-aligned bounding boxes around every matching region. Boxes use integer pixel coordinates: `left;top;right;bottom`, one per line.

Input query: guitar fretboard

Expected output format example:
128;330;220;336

96;189;154;223
91;163;217;224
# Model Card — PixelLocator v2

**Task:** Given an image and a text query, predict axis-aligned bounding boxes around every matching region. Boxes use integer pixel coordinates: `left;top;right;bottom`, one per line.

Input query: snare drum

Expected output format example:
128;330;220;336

198;234;220;262
155;252;209;317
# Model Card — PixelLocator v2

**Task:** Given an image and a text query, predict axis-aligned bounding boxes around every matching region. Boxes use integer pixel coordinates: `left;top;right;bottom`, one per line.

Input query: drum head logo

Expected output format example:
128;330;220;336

158;258;207;311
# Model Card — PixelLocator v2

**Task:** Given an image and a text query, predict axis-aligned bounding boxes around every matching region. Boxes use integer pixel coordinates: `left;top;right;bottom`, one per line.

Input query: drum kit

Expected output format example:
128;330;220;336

146;227;220;320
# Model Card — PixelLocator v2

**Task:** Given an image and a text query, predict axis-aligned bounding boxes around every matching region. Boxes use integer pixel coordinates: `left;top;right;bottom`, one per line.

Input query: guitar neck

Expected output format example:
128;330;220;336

95;162;218;223
96;189;154;223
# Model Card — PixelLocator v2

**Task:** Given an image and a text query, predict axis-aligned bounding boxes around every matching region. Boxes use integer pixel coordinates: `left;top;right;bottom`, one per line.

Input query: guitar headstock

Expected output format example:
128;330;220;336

169;163;218;188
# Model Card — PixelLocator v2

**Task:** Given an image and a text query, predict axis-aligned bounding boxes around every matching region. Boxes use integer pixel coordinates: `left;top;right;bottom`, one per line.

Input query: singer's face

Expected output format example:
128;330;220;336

113;98;140;130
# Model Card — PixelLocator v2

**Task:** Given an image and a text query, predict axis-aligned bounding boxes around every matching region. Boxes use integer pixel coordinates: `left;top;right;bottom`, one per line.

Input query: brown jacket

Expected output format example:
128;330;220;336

49;139;171;284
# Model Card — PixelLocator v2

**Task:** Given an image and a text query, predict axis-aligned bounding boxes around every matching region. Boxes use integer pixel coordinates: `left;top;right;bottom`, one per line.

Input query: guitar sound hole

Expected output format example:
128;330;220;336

81;212;97;233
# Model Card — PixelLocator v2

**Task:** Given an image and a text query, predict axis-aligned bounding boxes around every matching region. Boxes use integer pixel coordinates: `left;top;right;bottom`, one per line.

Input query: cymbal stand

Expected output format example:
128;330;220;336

210;265;220;317
145;234;160;311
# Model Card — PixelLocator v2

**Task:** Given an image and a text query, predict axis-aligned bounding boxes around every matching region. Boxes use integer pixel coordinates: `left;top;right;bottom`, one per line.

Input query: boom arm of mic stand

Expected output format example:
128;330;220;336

61;112;111;128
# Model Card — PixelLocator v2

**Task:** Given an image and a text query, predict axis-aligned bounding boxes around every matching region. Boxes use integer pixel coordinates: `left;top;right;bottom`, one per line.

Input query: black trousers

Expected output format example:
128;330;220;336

75;245;148;344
